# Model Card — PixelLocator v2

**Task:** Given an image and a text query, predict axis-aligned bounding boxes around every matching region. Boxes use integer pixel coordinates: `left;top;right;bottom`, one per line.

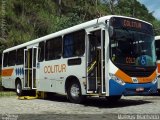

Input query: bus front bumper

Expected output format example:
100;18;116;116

109;79;157;96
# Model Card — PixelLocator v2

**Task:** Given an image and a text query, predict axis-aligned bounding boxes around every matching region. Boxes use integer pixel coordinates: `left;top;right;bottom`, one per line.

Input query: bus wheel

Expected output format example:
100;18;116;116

67;81;84;104
106;95;121;103
16;81;23;96
158;89;160;95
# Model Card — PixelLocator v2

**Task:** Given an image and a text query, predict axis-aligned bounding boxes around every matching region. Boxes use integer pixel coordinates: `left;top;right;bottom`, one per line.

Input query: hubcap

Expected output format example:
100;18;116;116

70;84;80;98
17;83;21;94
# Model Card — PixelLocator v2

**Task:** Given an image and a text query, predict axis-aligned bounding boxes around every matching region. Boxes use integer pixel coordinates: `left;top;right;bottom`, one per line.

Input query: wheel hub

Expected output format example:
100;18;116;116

70;84;80;98
17;84;21;94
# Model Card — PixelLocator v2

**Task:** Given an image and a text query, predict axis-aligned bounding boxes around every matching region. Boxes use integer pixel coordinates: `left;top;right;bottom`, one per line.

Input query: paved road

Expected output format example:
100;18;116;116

0;95;160;120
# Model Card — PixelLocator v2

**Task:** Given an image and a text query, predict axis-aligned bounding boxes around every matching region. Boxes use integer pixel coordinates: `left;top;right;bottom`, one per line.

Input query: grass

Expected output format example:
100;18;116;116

0;75;2;91
0;91;16;97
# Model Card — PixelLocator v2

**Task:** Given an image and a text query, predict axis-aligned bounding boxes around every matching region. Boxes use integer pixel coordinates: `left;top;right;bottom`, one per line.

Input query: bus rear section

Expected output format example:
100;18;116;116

155;36;160;91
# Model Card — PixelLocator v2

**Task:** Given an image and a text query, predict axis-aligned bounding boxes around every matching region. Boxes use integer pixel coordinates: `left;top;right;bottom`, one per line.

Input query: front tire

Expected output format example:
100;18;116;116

157;89;160;95
16;81;23;96
67;80;84;104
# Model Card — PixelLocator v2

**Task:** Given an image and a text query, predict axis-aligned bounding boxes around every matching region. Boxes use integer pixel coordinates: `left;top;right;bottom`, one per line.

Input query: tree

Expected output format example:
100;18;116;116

0;0;159;54
101;0;119;14
153;20;160;35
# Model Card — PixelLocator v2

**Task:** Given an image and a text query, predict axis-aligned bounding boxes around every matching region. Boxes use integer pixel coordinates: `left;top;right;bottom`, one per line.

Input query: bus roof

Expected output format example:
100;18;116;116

3;15;152;53
155;36;160;41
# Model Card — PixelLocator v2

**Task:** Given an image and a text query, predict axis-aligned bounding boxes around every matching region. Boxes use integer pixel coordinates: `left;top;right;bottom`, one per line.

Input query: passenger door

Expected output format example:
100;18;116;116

86;29;106;94
24;47;38;89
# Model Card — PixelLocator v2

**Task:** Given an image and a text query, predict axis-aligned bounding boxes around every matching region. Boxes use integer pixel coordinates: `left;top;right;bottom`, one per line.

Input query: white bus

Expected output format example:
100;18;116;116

155;36;160;90
2;15;158;103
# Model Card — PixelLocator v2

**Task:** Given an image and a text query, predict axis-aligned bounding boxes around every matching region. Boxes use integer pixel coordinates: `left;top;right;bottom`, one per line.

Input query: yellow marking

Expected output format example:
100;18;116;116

17;96;38;100
17;91;46;100
87;61;96;73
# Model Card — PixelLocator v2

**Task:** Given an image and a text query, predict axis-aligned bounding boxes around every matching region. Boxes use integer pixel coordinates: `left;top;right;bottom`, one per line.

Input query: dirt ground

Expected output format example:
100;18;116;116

0;95;160;120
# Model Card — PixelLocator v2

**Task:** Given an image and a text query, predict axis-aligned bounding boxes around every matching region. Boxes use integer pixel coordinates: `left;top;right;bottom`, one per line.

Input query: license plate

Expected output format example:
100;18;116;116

136;87;144;92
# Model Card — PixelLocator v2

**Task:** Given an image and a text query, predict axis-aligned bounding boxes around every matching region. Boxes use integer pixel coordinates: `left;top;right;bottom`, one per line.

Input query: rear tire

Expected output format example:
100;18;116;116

67;80;84;104
0;86;4;91
16;81;23;96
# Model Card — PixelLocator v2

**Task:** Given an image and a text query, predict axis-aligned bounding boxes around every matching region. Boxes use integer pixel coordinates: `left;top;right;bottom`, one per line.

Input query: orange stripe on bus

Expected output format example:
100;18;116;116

137;71;156;83
158;63;160;73
115;69;156;83
115;69;132;83
2;68;14;76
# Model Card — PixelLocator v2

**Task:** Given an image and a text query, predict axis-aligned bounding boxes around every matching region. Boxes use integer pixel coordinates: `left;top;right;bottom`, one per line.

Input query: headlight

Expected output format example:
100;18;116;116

109;73;125;85
152;77;158;84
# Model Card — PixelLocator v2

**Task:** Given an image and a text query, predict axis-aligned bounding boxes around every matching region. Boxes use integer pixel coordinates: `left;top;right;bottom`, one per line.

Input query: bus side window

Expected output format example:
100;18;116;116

8;50;16;66
38;41;45;62
74;30;85;56
63;30;85;58
45;37;62;61
17;47;25;65
3;52;8;67
63;34;73;58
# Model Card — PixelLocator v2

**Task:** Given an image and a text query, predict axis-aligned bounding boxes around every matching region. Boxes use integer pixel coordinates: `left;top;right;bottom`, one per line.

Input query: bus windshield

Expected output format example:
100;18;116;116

109;17;156;70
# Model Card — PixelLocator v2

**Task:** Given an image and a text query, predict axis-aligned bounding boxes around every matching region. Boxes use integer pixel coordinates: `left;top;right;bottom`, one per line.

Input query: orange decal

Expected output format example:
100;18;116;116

137;71;156;83
2;68;14;76
115;69;132;83
44;64;66;74
115;69;156;83
158;63;160;74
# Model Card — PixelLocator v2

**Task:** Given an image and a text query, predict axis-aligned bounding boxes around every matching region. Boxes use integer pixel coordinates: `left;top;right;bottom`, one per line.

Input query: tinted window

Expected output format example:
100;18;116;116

38;41;45;62
8;50;17;66
45;37;62;60
63;30;85;58
17;47;25;65
3;52;8;67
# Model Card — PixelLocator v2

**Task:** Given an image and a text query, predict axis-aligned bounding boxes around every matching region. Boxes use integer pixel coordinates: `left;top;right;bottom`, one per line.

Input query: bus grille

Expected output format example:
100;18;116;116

126;71;153;77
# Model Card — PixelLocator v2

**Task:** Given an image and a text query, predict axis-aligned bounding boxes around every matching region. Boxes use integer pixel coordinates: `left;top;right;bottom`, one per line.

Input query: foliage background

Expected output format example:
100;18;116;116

0;0;160;57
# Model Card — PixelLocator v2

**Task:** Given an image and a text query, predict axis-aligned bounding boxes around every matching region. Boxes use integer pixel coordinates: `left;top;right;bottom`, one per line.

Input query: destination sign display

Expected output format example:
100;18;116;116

123;19;142;29
110;17;153;35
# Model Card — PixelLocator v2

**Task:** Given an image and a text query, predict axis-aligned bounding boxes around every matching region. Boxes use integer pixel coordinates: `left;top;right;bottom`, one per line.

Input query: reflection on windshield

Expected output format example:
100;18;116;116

155;40;160;60
110;28;156;66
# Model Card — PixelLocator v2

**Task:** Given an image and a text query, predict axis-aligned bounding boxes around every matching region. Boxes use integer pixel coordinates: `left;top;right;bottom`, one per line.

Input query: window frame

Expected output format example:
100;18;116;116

38;41;45;62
